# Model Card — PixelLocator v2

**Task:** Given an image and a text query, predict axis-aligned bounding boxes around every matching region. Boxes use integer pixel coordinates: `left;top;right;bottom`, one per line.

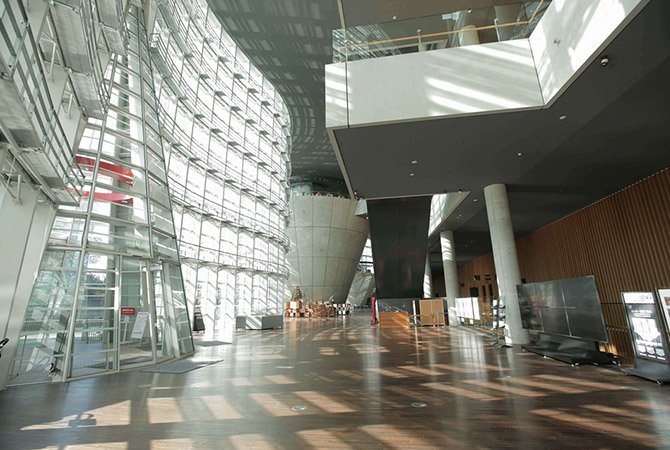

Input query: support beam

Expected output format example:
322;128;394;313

439;230;460;326
484;184;529;344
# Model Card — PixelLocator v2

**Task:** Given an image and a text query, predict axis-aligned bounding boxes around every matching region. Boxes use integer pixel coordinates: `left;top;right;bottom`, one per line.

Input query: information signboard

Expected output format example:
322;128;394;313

131;311;151;340
622;292;669;363
657;288;670;334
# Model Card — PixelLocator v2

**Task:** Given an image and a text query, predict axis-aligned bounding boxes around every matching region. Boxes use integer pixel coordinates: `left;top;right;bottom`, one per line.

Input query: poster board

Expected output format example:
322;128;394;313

657;288;670;335
131;311;151;340
622;292;669;363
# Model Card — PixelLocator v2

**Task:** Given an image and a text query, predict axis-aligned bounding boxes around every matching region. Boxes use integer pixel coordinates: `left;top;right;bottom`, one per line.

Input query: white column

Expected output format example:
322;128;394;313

459;25;480;46
423;252;433;299
440;231;460;326
484;184;529;344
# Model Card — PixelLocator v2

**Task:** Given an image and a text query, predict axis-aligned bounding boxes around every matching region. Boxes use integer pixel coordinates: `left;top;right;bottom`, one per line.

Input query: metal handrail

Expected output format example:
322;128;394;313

334;0;549;62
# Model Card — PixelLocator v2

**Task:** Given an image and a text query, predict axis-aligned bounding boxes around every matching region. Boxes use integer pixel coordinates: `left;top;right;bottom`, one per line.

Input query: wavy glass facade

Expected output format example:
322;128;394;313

150;0;291;340
4;0;290;385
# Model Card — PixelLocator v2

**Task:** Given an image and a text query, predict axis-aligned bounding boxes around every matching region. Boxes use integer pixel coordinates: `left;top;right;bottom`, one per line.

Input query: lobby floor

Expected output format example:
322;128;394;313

1;313;669;449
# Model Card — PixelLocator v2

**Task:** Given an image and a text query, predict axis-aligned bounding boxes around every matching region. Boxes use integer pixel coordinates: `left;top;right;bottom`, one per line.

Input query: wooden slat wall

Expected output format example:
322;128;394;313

457;253;498;298
457;169;670;360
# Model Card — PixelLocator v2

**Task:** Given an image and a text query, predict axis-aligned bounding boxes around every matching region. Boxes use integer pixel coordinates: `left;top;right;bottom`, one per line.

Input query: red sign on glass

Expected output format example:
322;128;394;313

121;307;136;315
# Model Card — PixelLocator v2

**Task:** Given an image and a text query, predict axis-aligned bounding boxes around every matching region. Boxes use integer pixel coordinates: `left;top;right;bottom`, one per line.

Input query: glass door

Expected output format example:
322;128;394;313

119;257;155;367
150;263;173;362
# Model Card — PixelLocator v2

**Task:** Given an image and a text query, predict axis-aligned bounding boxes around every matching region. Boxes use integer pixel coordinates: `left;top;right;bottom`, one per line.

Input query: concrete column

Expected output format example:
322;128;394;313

439;231;460;326
484;184;529;344
423;252;433;299
459;25;480;46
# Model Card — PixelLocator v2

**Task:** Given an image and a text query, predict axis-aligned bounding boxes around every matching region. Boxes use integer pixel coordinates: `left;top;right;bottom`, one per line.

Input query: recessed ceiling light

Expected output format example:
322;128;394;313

473;198;478;202
559;115;568;120
409;173;415;177
393;15;397;20
411;160;418;164
517;152;523;157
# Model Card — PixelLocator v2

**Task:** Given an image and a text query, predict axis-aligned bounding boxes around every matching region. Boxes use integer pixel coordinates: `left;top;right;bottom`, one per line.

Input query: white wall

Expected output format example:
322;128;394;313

325;0;649;129
329;40;544;128
530;0;649;106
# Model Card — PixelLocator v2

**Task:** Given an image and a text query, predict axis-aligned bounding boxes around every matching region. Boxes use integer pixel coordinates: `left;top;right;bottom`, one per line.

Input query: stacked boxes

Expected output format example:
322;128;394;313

284;301;351;318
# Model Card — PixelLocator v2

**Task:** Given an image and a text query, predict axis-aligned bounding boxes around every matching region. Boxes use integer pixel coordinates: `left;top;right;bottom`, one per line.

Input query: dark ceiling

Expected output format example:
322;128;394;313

208;0;342;179
333;0;670;268
207;0;526;181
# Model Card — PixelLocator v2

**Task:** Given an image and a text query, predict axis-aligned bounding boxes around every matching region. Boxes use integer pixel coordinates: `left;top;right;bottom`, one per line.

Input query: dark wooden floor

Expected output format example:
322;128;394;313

1;313;670;449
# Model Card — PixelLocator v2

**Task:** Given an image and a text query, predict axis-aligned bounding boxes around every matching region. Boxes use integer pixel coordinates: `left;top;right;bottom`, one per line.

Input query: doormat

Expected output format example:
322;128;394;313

140;358;223;374
195;340;230;347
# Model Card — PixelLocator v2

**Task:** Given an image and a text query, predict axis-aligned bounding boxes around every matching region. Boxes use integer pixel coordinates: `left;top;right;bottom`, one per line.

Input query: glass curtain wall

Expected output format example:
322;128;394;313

8;7;193;385
8;0;290;385
150;0;291;341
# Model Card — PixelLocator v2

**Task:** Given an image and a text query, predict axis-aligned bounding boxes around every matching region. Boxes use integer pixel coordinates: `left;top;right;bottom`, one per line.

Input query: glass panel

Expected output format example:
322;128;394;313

167;264;194;354
119;258;154;366
70;253;118;378
9;251;81;385
151;266;172;361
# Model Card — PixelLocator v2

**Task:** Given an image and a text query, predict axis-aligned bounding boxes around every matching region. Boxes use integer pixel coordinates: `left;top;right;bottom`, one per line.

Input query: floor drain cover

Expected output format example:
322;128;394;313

292;405;307;411
411;402;427;408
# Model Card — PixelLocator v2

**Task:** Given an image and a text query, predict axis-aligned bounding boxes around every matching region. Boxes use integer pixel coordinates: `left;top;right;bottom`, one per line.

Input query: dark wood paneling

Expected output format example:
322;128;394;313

457;169;670;360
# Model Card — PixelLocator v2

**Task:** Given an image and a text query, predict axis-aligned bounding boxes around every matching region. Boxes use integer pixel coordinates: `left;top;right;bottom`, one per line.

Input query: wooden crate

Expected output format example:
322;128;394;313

419;299;445;326
379;311;409;328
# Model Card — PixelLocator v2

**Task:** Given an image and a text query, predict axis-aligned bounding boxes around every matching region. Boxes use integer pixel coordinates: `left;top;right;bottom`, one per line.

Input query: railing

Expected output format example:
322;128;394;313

290;190;349;199
178;240;290;278
0;0;85;205
333;0;551;63
168;174;290;250
157;102;289;211
455;296;505;340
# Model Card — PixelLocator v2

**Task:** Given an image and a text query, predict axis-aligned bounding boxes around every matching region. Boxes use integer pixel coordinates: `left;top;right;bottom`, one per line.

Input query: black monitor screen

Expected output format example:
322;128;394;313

517;276;608;342
566;308;608;342
520;306;543;331
536;280;564;308
539;307;570;335
561;276;601;309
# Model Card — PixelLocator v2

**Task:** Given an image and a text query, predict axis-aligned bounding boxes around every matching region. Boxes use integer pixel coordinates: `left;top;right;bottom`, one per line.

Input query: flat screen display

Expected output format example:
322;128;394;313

561;276;601;309
517;284;538;308
539;307;570;336
519;306;543;331
516;276;608;342
566;308;608;342
537;280;564;308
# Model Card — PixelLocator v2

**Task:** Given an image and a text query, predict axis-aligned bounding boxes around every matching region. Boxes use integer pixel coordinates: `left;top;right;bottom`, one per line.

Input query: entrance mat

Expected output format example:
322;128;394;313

140;358;223;374
195;340;230;347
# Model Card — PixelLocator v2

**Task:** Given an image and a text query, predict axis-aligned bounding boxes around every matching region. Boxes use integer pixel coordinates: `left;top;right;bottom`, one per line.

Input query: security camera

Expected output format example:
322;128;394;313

600;56;609;67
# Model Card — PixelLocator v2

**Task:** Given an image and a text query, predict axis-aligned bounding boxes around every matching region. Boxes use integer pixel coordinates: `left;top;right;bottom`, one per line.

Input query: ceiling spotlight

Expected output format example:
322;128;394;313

600;56;609;67
517;152;523;157
473;198;478;202
393;15;397;20
409;173;415;177
411;160;418;164
559;115;568;121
